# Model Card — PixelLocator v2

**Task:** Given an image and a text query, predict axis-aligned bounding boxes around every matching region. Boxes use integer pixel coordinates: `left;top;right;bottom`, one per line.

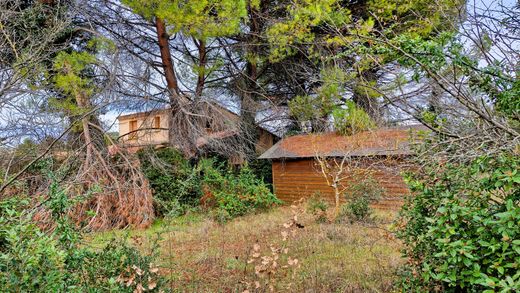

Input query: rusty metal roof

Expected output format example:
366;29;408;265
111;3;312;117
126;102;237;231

259;125;427;159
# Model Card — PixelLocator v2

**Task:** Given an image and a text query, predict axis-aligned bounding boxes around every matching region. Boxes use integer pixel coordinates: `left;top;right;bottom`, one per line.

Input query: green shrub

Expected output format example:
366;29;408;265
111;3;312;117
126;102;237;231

345;176;384;202
332;101;376;135
247;158;273;190
138;147;201;217
397;154;520;291
139;149;279;221
0;185;165;292
340;196;371;222
66;238;163;292
340;177;383;222
199;158;281;222
0;198;67;292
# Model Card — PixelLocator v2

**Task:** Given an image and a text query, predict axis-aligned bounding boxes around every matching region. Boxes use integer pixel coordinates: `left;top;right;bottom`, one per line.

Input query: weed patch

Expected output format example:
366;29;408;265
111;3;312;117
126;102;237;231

90;204;402;292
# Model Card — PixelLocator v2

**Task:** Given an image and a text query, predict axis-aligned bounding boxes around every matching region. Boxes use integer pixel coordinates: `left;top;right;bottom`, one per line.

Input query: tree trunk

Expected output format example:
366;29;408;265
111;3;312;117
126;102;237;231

332;182;341;219
74;93;99;172
240;2;263;159
155;17;179;96
241;60;259;157
154;17;189;147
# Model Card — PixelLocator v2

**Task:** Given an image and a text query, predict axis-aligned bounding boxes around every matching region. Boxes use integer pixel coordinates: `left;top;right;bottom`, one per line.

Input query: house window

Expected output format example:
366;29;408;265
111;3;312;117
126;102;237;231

129;120;138;140
154;116;161;129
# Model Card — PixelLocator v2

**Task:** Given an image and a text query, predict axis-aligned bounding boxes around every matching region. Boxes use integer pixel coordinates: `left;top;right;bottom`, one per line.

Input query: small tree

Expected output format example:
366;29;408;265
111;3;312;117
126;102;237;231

315;153;381;220
314;154;352;219
314;102;377;219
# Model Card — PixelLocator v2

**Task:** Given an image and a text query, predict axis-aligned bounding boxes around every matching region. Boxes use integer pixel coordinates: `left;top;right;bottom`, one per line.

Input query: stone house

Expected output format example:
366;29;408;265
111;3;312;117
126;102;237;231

117;107;279;161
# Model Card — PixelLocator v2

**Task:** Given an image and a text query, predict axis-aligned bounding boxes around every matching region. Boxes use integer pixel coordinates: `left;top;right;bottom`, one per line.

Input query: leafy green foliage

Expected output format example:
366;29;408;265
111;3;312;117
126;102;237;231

247;158;274;190
0;185;164;292
268;0;464;122
397;154;520;291
332;101;376;135
199;158;281;222
339;177;382;222
0;198;66;292
138;149;279;221
53;51;97;98
138;147;201;217
122;0;247;40
49;44;110;129
340;197;371;223
493;77;520;118
266;0;350;61
266;0;464;65
288;95;323;125
367;0;464;37
288;67;353;131
65;238;163;292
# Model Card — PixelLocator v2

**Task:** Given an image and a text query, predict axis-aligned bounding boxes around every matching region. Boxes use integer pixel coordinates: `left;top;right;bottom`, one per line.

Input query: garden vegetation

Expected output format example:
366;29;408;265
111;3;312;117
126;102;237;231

0;0;519;291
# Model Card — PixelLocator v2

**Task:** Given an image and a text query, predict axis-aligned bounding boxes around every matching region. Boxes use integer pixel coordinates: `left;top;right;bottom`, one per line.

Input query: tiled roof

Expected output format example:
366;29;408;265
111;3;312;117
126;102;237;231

259;125;427;159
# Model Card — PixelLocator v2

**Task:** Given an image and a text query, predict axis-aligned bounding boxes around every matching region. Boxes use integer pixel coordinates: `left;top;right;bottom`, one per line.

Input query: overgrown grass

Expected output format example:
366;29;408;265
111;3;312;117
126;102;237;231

89;206;402;292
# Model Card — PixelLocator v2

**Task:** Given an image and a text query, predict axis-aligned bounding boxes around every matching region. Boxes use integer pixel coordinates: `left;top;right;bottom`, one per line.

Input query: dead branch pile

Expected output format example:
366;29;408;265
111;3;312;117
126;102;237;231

31;148;154;231
26;102;156;231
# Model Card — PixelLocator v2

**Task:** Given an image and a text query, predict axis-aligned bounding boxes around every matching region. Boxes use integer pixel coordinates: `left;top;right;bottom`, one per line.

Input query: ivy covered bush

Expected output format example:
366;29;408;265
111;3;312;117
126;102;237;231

138;147;201;217
199;158;281;222
0;198;66;292
397;154;520;292
247;158;274;190
139;148;280;222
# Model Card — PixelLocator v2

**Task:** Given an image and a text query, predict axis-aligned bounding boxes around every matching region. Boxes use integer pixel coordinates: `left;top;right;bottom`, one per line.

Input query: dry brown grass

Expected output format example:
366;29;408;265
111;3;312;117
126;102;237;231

90;205;403;292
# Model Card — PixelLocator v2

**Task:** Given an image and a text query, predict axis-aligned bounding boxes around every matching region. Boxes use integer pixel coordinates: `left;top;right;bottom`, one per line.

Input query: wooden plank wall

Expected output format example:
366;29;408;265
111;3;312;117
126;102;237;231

272;159;410;210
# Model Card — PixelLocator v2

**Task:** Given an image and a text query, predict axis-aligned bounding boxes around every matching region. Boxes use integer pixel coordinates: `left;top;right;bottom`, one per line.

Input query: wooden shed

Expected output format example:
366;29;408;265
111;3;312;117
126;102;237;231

259;126;425;209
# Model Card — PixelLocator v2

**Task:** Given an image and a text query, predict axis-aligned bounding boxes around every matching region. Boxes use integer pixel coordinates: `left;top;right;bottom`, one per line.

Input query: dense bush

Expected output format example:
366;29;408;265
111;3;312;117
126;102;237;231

65;238;163;292
0;186;164;292
397;154;520;291
199;158;281;222
247;158;273;190
340;177;383;222
138;147;201;216
139;148;280;221
0;198;67;292
340;197;371;222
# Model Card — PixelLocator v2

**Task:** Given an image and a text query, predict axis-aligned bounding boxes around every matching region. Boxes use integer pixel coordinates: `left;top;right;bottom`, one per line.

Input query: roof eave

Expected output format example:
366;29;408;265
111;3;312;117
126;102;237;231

260;152;415;160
